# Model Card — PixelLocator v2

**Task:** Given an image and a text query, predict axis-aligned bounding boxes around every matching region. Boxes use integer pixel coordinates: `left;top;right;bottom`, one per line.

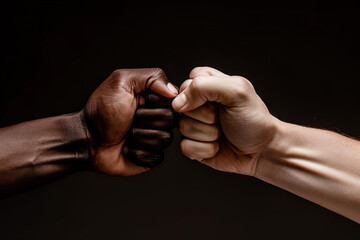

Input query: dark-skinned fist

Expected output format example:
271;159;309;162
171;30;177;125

82;68;178;176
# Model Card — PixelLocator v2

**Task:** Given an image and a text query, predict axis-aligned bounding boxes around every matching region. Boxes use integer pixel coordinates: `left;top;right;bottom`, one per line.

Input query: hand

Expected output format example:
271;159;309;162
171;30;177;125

83;68;179;176
172;67;278;176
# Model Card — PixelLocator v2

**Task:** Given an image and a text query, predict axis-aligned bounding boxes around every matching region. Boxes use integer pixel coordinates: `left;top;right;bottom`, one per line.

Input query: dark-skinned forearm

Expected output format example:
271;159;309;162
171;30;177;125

0;112;90;198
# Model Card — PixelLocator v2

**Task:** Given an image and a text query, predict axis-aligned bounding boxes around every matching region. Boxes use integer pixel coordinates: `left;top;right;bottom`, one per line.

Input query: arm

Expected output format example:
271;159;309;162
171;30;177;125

0;113;89;198
257;121;360;222
173;66;360;223
0;68;178;198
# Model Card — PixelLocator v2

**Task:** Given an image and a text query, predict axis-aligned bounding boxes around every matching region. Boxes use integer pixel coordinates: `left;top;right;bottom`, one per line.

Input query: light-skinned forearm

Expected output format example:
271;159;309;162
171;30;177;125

0;112;90;198
256;120;360;223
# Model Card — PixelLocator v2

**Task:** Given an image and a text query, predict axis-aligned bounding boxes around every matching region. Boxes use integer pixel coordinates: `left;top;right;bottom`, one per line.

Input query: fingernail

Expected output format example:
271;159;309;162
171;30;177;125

172;93;187;110
167;83;178;95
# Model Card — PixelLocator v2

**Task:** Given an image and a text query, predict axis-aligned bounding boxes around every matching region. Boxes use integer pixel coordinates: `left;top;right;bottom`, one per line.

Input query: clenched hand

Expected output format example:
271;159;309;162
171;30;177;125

84;68;179;176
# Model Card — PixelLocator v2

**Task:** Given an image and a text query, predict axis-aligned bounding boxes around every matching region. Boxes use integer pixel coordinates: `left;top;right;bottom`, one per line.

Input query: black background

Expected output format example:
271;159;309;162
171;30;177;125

1;0;360;239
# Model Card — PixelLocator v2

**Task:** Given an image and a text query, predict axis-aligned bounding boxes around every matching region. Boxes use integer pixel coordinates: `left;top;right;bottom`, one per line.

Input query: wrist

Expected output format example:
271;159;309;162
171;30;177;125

254;118;293;179
254;119;323;181
70;112;93;170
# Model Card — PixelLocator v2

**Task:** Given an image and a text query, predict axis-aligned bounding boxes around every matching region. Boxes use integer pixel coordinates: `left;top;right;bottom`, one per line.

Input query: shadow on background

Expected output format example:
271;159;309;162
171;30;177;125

1;0;359;239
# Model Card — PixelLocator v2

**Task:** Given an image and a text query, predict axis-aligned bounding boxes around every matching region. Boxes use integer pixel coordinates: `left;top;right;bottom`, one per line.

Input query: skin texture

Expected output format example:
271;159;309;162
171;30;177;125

84;68;178;175
173;67;277;176
0;68;178;198
173;66;360;223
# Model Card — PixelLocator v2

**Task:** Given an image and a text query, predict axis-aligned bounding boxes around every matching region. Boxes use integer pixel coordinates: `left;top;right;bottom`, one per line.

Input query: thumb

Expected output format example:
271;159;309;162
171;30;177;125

121;68;178;98
179;79;192;93
172;66;230;112
172;75;246;112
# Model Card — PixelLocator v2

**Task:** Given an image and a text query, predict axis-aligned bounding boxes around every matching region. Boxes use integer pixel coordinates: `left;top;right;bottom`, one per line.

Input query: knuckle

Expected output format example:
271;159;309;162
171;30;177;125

108;69;131;90
191;77;206;92
180;139;200;160
189;103;217;125
177;118;186;134
190;66;211;78
209;113;217;125
159;131;171;142
234;88;247;99
161;112;177;130
230;76;253;99
162;109;175;121
208;142;219;157
204;104;217;124
130;128;138;138
209;125;220;140
155;131;172;148
133;151;163;168
111;69;123;79
190;66;204;75
152;67;166;78
205;115;217;125
161;131;173;146
180;139;189;156
145;93;158;104
134;109;144;119
234;76;253;90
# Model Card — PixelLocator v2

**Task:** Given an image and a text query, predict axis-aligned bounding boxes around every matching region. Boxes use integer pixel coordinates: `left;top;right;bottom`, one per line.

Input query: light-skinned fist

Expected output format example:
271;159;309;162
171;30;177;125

172;67;279;176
